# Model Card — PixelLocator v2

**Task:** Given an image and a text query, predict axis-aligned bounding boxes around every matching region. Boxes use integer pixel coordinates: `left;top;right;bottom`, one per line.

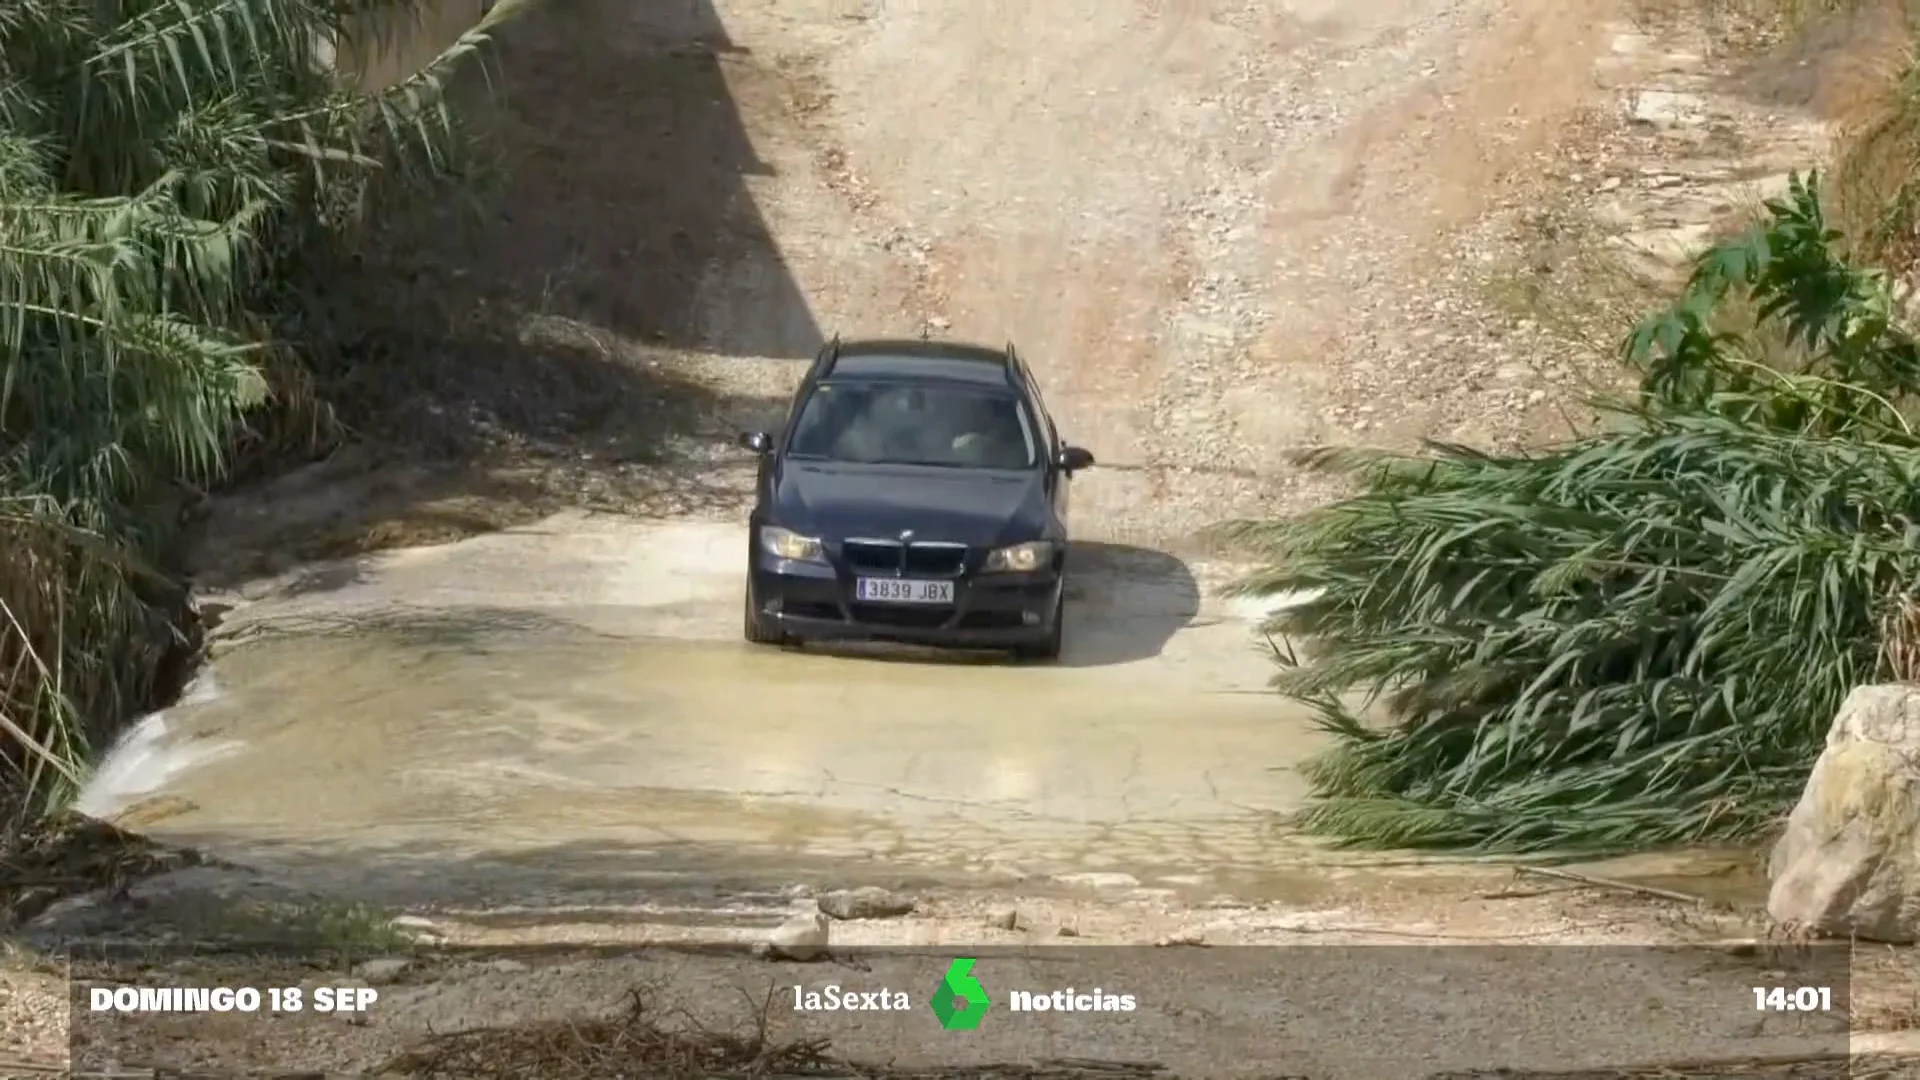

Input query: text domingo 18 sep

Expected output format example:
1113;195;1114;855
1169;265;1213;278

90;986;378;1014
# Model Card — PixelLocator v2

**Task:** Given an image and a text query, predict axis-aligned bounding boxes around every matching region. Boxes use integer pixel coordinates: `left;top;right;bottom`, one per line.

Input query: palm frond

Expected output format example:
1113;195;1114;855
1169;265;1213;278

1;0;514;806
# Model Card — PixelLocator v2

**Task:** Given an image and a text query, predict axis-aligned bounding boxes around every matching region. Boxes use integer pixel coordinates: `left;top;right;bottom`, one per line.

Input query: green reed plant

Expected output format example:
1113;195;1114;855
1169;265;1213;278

1220;174;1920;852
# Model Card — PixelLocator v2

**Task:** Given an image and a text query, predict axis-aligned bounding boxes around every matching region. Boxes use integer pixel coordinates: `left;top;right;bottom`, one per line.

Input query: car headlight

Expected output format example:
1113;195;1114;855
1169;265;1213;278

759;525;824;562
983;540;1056;573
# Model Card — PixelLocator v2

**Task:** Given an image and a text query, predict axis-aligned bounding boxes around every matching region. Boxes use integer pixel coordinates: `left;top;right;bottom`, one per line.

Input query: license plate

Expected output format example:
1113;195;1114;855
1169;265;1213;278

856;578;954;604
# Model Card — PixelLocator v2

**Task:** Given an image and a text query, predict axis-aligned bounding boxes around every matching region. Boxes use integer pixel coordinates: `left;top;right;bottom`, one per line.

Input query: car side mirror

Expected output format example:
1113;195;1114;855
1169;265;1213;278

1057;445;1094;472
738;431;772;455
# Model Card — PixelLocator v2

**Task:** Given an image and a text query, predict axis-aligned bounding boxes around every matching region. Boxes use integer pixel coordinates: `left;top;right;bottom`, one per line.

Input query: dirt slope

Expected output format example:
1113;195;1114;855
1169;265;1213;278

787;0;1616;538
325;0;1618;553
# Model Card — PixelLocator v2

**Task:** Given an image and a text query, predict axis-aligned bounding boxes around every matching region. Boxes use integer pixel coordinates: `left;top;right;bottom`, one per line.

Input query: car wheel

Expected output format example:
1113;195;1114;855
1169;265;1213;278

743;585;783;646
1015;593;1065;663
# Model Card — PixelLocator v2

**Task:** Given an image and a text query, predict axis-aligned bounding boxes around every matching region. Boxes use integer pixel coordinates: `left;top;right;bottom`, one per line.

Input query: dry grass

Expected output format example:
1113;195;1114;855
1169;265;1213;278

0;806;206;929
1831;54;1920;265
0;509;185;813
1855;944;1920;1032
377;988;1895;1080
379;986;1172;1079
1876;591;1920;680
0;521;88;799
1731;0;1920;266
378;985;843;1080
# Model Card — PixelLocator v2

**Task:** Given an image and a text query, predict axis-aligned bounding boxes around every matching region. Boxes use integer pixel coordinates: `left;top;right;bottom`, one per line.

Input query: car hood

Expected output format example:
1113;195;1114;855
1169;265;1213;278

774;462;1050;547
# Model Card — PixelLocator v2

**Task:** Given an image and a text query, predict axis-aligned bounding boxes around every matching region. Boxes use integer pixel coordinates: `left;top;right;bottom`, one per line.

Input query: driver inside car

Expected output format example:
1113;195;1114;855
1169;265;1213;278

950;397;1026;468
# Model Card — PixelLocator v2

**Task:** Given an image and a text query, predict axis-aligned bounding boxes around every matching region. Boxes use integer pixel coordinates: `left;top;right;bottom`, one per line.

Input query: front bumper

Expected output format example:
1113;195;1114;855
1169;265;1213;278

750;551;1062;648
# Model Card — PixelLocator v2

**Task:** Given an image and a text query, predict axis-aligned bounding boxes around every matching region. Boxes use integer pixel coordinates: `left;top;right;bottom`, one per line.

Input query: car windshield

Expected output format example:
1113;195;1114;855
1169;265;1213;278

785;381;1038;469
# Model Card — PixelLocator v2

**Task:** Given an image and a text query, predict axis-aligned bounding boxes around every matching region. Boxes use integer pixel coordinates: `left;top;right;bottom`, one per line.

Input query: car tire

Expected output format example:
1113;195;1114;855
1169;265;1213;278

1014;593;1065;663
743;585;783;646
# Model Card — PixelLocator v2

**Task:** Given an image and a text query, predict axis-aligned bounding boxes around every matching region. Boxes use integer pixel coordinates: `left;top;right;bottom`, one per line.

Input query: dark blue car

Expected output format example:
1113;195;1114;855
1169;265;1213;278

737;337;1096;661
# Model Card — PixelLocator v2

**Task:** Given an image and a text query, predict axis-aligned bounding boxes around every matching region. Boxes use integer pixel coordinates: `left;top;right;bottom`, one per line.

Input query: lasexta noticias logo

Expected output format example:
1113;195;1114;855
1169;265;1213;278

929;958;990;1030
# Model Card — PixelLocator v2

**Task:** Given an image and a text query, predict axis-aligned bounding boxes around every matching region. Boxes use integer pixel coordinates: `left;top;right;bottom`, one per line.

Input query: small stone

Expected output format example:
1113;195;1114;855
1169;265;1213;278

1628;90;1705;129
389;915;446;944
986;908;1019;931
1155;930;1207;947
1056;872;1140;890
1056;924;1079;937
764;911;830;961
483;959;529;973
354;958;411;983
816;886;915;921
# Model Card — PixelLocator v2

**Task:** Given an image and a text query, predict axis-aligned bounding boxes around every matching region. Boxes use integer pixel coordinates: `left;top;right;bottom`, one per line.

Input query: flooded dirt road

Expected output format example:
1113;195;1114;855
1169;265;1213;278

57;0;1773;942
90;517;1367;912
59;0;1650;925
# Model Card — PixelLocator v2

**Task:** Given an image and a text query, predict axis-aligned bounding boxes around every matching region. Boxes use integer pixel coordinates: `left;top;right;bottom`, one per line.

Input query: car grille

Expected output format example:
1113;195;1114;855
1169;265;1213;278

839;540;968;576
904;544;966;575
840;540;902;573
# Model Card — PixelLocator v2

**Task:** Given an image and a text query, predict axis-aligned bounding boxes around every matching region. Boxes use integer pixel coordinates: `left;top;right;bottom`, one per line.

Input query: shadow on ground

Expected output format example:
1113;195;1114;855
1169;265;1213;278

1060;541;1200;667
190;335;786;588
374;0;821;359
192;0;823;586
1719;0;1906;118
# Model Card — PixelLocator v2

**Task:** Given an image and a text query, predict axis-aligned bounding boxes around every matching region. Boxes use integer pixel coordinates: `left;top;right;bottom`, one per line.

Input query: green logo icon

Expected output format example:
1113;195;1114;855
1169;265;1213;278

930;958;990;1030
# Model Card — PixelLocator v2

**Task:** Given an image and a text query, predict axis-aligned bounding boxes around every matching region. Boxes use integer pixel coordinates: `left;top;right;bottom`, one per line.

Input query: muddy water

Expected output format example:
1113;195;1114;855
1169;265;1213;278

86;517;1757;917
138;621;1334;907
99;506;1374;911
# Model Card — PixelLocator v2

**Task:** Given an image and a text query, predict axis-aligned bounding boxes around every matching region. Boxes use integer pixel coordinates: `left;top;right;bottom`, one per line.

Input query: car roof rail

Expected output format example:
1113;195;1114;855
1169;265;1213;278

814;334;841;379
1005;341;1025;385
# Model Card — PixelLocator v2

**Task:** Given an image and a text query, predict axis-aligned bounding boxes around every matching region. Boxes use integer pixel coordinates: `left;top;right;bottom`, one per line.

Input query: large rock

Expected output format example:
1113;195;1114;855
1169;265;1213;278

1767;683;1920;943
